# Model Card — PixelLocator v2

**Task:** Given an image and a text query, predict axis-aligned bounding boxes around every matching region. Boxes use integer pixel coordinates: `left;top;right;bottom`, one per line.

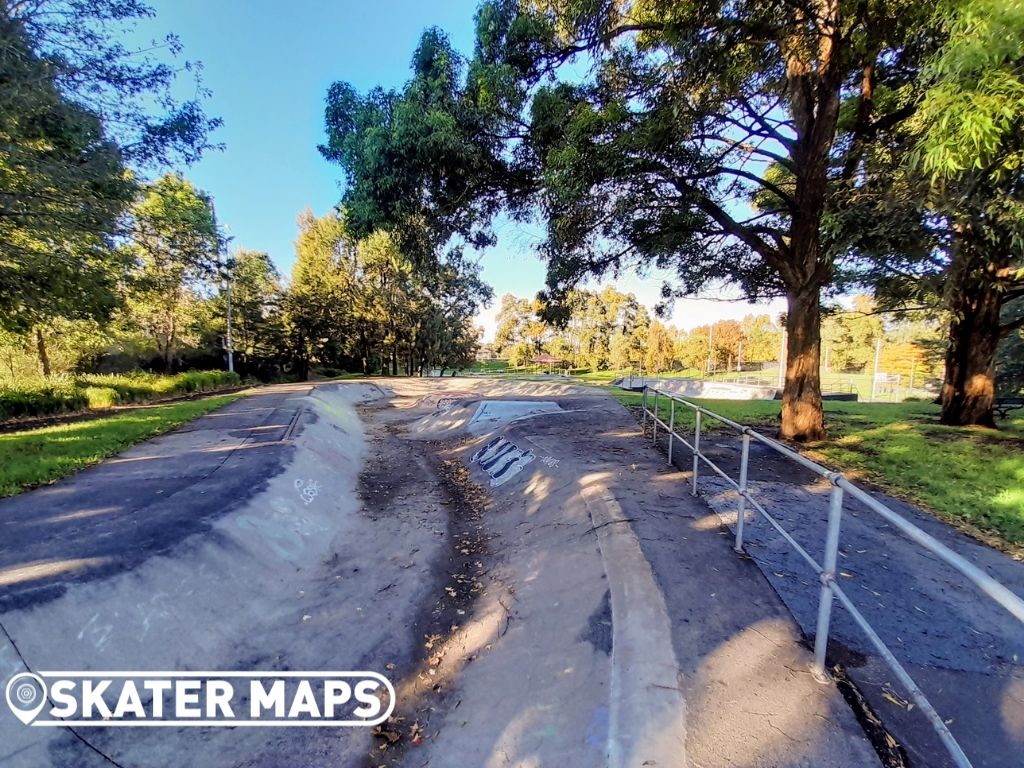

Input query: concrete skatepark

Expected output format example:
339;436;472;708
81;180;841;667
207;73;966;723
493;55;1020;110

0;377;1016;766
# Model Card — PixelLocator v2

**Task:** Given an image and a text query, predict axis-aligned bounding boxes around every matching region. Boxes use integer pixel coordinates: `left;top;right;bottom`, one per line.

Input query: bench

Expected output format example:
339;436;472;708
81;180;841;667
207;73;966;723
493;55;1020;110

994;397;1024;420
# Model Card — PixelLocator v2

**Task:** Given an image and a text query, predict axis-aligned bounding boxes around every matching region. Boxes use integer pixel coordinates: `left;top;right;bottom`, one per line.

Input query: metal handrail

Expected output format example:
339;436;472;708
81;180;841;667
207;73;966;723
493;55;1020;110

640;385;1024;768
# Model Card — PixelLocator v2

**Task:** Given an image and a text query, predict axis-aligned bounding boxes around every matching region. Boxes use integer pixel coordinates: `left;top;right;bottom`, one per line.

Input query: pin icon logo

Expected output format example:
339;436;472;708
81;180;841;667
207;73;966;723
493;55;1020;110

5;672;47;725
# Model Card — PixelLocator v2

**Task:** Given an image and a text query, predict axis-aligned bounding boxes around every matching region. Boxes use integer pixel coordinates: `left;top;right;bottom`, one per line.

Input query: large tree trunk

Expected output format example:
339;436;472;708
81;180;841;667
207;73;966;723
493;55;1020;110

940;280;1001;427
35;327;51;377
780;287;825;441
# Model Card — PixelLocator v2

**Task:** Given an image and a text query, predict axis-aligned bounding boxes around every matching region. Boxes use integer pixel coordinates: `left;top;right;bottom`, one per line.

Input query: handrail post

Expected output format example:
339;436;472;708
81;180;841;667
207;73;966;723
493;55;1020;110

641;387;648;429
813;482;845;679
668;399;675;465
691;409;702;496
653;390;659;444
735;432;750;552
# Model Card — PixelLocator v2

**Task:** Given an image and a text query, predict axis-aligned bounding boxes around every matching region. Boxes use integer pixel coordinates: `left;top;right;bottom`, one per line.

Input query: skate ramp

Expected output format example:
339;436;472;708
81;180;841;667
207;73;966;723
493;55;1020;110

0;383;390;767
407;396;564;440
416;397;878;767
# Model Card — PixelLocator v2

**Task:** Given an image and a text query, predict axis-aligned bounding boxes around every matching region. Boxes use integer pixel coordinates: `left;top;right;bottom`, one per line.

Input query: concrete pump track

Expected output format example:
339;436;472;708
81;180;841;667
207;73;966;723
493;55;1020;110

0;379;1021;768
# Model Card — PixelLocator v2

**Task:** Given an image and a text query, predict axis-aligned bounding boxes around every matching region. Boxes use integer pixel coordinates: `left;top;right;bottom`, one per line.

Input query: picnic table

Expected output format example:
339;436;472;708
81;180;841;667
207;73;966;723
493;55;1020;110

994;396;1024;419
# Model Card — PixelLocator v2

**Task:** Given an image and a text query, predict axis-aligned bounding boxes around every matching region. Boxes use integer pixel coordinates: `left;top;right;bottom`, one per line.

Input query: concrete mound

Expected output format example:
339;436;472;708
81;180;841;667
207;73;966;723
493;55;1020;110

0;383;383;767
407;396;565;440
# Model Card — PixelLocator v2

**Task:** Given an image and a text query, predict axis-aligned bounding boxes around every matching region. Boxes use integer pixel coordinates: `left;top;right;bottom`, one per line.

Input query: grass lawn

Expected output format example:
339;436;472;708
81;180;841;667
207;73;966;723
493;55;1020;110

467;359;511;373
0;394;240;498
609;389;1024;547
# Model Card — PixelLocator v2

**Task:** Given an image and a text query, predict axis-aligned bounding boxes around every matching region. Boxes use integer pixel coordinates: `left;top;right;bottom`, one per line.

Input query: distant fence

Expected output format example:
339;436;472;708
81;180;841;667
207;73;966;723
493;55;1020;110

621;365;938;402
641;386;1024;768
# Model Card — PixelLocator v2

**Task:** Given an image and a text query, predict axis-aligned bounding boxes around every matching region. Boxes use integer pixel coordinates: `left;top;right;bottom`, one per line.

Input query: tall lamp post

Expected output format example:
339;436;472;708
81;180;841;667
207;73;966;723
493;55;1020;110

221;240;235;374
225;259;234;374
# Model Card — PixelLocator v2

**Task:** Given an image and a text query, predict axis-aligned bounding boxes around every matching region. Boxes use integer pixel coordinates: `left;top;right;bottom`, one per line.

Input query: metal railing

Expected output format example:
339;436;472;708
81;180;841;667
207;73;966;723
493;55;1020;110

640;386;1024;768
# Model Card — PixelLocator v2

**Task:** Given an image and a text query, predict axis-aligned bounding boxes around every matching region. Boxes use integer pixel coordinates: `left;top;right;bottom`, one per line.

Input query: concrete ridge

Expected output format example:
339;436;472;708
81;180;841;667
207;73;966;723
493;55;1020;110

581;483;688;768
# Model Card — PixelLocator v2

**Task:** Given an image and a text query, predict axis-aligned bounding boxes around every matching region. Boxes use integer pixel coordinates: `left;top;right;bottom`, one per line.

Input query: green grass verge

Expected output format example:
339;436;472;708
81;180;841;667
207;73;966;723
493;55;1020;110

0;394;241;498
609;389;1024;546
467;359;511;373
0;370;241;421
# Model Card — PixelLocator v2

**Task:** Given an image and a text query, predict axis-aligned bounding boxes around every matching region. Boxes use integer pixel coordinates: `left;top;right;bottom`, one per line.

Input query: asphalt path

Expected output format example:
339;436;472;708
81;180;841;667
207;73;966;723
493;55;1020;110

0;385;312;612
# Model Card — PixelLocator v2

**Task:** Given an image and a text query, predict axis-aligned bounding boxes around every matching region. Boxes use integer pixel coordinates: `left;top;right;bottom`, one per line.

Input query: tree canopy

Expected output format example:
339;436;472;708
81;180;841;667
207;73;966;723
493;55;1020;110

322;0;944;439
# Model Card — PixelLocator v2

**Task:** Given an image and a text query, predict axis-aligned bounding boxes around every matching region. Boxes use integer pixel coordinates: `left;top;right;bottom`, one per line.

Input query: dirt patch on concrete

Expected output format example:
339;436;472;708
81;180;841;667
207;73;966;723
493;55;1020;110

354;412;500;766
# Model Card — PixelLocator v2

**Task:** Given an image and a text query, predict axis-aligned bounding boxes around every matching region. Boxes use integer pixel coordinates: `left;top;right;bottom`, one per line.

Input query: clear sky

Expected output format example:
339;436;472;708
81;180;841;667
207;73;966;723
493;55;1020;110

136;0;785;339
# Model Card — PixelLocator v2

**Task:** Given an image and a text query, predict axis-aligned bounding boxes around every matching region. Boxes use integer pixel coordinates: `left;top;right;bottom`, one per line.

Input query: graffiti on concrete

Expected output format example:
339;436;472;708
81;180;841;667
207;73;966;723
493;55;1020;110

294;478;321;505
471;436;536;487
540;456;560;469
418;391;474;412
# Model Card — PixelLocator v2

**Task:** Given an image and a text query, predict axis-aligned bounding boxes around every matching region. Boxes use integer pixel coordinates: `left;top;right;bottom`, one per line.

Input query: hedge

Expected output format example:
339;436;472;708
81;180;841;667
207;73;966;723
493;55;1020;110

0;371;242;421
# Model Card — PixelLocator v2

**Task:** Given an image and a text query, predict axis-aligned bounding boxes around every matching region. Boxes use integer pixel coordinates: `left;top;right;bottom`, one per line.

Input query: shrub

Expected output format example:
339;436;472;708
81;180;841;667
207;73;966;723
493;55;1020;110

0;380;88;420
0;370;242;422
84;386;120;409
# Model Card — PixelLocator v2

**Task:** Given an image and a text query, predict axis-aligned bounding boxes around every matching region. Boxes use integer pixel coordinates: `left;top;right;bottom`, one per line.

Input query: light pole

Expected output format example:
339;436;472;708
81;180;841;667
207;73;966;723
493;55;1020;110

224;266;232;374
706;323;715;377
223;253;235;374
870;335;882;402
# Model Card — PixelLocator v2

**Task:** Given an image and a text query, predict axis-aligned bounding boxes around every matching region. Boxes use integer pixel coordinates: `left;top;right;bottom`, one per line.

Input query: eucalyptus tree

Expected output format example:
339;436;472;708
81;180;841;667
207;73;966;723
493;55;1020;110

323;0;933;439
129;174;221;372
4;0;220;168
1;0;219;370
840;0;1024;425
914;0;1024;425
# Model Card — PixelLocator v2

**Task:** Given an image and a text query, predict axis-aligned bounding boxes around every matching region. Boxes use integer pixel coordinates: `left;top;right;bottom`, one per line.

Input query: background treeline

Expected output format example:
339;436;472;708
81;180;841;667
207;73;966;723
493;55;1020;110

1;197;490;388
1;0;489;421
491;289;948;384
320;0;1024;436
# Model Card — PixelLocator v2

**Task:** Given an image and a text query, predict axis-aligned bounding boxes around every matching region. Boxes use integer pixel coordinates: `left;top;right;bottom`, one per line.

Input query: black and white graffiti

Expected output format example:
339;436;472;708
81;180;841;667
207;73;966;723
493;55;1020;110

471;436;535;487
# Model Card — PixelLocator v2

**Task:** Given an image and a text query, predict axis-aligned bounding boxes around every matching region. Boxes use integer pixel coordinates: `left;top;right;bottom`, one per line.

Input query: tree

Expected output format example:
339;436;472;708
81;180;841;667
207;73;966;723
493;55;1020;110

848;0;1024;425
493;294;534;355
644;321;675;374
610;304;650;370
285;209;491;378
213;250;286;376
285;209;357;377
508;340;533;367
1;0;218;374
821;297;884;373
128;174;221;372
0;10;133;368
676;328;709;373
917;1;1024;425
741;315;783;366
323;0;934;439
5;0;219;168
710;321;744;372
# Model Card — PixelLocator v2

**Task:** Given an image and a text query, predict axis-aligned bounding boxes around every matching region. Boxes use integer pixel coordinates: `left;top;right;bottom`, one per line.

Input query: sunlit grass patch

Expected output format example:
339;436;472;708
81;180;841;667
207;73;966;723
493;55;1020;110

607;388;1024;546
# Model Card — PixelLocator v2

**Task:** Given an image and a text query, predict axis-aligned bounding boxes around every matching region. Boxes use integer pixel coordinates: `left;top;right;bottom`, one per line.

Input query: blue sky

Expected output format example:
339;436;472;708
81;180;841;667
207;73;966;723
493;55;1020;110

136;0;784;338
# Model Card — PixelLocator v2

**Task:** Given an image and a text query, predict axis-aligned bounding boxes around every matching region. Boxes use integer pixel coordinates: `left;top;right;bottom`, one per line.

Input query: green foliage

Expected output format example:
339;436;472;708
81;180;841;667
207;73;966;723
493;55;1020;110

7;0;220;168
284;209;491;377
0;11;134;333
0;370;240;421
822;296;884;373
128;173;222;371
916;0;1024;178
0;0;218;345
